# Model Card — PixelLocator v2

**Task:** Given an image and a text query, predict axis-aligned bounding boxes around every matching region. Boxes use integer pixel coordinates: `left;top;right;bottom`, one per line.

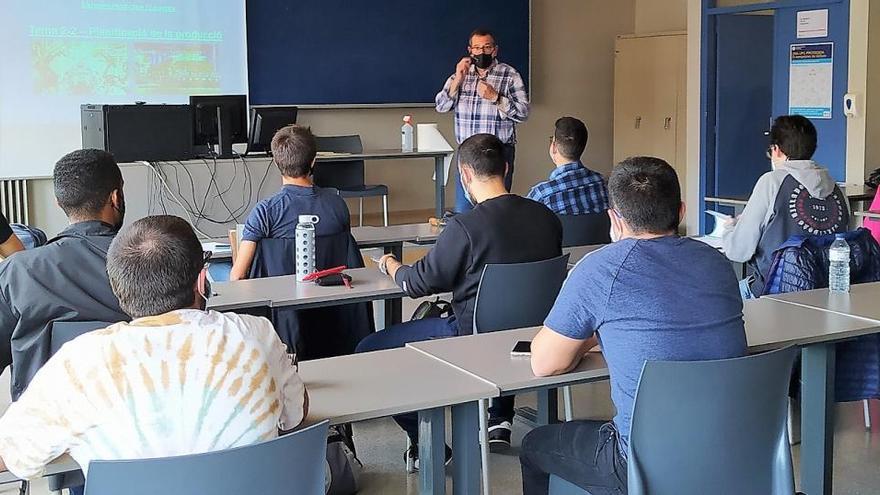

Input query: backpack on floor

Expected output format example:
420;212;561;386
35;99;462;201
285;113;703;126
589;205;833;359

325;424;362;495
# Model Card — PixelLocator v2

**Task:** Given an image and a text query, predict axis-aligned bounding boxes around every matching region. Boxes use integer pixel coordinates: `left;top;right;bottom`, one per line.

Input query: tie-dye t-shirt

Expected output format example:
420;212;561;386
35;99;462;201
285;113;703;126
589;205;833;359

0;309;306;479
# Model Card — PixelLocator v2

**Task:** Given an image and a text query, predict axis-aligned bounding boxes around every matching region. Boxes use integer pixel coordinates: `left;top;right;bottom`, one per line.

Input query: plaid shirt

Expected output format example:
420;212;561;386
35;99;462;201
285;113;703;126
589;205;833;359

435;61;529;144
527;162;609;215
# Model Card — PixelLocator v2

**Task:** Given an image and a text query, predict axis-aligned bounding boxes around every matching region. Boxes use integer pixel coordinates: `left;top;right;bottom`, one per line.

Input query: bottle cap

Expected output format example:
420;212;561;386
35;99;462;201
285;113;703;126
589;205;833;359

835;233;845;239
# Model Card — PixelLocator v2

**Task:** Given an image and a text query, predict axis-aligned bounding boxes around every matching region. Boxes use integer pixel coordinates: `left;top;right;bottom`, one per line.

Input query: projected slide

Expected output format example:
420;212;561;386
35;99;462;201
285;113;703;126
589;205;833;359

0;1;247;179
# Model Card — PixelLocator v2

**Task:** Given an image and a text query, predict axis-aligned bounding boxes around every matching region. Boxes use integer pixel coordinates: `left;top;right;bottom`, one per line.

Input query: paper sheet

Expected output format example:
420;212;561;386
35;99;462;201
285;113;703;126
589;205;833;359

417;123;455;185
705;210;732;238
789;43;834;119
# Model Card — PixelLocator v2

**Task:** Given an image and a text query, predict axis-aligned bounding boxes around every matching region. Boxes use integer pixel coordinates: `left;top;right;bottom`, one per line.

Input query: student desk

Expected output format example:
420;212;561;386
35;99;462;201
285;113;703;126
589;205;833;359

298;347;498;495
408;298;880;495
207;267;406;326
0;454;80;485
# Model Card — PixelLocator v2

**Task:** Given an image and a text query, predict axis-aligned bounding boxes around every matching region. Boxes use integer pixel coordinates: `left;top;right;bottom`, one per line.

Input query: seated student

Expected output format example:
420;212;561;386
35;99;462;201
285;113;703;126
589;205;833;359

0;150;130;400
527;117;608;215
519;157;747;495
360;133;562;463
230;124;351;281
723;115;850;298
0;215;307;480
0;213;24;259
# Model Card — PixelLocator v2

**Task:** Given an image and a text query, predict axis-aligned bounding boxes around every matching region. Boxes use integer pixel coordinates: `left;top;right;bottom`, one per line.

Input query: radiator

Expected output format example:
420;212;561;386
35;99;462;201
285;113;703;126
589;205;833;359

0;179;29;225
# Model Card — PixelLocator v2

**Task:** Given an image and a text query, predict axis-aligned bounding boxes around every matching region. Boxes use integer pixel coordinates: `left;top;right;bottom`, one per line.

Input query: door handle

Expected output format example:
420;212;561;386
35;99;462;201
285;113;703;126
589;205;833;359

664;117;672;130
635;116;641;129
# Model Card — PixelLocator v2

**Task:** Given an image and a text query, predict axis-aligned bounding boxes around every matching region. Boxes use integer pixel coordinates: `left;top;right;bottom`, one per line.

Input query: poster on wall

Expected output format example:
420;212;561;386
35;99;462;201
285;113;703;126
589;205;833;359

789;43;834;119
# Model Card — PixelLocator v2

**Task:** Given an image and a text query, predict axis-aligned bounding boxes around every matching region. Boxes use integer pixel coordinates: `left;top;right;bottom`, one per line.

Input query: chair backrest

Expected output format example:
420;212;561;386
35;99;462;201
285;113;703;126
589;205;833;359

557;213;611;248
472;254;570;334
84;420;329;495
50;321;114;356
314;135;365;189
627;347;798;495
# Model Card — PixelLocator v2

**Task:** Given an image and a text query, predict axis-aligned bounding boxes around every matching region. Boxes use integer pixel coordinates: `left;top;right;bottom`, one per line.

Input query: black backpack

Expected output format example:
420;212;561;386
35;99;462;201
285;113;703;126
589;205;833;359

410;297;453;320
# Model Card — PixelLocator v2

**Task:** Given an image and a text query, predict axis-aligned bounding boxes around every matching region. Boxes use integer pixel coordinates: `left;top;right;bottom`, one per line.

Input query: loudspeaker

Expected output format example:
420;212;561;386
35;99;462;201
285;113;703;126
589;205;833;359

81;104;194;163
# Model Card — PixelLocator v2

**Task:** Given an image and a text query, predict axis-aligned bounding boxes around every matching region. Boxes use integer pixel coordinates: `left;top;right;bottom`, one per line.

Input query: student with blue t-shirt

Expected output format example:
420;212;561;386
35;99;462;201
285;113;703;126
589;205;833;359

230;125;351;281
519;156;747;495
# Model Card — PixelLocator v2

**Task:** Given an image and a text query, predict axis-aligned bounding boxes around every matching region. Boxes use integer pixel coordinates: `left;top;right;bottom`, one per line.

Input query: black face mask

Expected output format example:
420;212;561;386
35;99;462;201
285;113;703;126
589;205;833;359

472;53;494;70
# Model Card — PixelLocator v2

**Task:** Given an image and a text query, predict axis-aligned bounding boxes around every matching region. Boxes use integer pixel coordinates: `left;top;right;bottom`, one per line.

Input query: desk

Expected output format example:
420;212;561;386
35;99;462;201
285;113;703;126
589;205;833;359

299;347;497;495
0;455;80;485
408;298;880;495
764;281;880;323
207;267;405;326
854;210;880;221
317;149;452;218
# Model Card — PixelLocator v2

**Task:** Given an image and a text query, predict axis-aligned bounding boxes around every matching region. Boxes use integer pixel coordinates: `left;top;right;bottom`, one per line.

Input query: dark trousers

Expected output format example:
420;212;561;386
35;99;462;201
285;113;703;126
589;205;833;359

355;316;516;442
520;421;627;495
455;143;516;213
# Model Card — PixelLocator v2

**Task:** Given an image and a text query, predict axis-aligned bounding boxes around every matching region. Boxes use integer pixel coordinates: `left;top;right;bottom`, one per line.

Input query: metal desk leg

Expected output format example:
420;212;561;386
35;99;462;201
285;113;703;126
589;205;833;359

452;401;481;495
801;343;836;495
435;156;446;218
420;407;447;495
383;243;404;327
537;389;559;425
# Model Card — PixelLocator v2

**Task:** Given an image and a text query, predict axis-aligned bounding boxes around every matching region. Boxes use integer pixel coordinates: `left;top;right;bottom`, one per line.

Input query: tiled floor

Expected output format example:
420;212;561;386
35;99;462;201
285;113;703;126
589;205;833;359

4;241;880;494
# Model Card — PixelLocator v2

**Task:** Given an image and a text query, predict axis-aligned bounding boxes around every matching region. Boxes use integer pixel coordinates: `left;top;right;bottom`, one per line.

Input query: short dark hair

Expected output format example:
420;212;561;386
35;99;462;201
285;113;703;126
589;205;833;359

107;215;203;319
469;28;496;45
458;134;506;178
609;156;681;234
53;149;123;218
271;124;317;178
554;117;589;160
770;115;817;160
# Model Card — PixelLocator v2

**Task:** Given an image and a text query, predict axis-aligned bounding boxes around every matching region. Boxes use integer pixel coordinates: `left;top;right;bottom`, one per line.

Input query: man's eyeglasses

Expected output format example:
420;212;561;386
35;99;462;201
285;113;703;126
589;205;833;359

470;43;496;53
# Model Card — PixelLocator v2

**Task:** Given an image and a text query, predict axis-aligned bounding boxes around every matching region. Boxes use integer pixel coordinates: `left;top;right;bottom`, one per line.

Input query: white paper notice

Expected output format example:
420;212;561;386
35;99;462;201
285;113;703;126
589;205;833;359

797;9;828;39
417;123;455;185
789;43;834;120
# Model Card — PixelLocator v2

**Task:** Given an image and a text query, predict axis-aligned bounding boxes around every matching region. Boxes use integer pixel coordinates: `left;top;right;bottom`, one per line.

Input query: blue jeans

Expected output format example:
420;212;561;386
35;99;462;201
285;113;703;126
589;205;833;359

454;143;516;213
356;316;516;442
520;421;627;495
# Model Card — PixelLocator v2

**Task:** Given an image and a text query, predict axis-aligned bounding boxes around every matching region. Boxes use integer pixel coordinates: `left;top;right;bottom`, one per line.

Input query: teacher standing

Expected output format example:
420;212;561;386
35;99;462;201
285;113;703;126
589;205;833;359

436;28;530;213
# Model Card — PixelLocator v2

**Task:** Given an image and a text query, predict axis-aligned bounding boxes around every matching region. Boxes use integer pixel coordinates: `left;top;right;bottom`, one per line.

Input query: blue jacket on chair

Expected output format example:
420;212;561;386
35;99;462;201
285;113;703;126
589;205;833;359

763;228;880;402
249;231;374;360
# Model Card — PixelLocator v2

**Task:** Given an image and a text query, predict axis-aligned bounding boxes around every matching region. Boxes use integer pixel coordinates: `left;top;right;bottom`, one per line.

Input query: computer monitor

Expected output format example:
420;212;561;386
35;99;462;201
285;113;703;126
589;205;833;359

190;95;248;158
247;106;299;154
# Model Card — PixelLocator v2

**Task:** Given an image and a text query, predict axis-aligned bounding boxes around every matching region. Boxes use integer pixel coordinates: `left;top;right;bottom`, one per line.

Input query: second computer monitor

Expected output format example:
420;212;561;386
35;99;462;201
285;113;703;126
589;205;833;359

247;106;299;154
190;94;248;158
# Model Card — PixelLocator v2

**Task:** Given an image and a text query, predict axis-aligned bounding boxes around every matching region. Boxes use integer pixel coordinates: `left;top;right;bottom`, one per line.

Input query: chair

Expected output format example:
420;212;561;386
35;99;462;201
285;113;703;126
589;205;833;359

84;420;329;495
314;135;389;226
557;213;611;248
472;254;571;494
550;347;798;495
45;321;114;494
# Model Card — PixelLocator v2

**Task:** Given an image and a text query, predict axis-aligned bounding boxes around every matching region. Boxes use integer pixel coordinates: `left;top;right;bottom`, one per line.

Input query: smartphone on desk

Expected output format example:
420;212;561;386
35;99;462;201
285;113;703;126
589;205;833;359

511;341;532;357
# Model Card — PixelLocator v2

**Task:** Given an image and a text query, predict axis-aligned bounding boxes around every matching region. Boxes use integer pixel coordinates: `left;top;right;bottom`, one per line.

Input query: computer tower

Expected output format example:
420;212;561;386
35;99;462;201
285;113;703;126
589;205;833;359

80;104;194;163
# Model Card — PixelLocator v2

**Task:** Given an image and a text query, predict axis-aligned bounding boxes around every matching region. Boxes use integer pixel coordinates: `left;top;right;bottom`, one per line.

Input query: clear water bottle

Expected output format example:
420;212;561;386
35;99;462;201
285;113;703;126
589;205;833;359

295;215;319;282
829;233;850;293
401;115;414;152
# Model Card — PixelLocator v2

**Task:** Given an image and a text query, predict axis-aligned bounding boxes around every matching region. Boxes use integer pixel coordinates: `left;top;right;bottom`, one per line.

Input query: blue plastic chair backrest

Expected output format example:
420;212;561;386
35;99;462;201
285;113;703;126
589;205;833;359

84;420;329;495
627;347;798;495
314;135;365;189
472;254;570;334
557;213;611;248
50;321;114;356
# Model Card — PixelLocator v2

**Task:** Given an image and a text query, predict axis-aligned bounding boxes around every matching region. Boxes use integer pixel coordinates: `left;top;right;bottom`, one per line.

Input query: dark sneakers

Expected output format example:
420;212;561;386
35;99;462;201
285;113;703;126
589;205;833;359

405;444;453;471
487;420;512;452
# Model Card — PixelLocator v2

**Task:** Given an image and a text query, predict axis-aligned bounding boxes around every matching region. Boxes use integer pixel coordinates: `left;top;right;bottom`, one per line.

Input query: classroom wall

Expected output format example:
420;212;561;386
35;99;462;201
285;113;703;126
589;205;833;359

26;0;636;236
635;0;687;33
865;1;880;174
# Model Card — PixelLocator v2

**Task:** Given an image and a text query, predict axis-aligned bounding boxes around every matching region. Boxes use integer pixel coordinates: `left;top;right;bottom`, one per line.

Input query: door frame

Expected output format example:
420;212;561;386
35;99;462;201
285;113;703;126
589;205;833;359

699;0;847;233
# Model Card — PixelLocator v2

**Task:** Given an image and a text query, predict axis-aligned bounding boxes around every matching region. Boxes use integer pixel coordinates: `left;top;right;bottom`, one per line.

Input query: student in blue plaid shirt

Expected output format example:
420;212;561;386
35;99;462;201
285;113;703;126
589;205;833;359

527;117;609;215
435;28;530;213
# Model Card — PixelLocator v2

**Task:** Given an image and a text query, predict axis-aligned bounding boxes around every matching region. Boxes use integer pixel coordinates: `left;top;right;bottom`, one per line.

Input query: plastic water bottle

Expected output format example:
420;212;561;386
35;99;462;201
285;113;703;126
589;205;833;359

295;215;319;282
829;233;851;293
401;115;414;152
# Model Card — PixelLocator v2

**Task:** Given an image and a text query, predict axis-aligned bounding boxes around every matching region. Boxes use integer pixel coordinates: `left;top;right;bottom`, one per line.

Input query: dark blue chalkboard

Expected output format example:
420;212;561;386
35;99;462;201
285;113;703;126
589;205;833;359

246;0;530;105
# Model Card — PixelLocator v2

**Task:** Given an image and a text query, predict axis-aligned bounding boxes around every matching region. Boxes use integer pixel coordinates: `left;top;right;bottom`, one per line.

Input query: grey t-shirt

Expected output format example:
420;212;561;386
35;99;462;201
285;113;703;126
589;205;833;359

544;236;747;450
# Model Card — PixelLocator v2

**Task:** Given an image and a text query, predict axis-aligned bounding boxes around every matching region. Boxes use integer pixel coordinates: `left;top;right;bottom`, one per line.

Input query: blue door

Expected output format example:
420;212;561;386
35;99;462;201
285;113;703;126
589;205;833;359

772;2;850;180
714;14;774;199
